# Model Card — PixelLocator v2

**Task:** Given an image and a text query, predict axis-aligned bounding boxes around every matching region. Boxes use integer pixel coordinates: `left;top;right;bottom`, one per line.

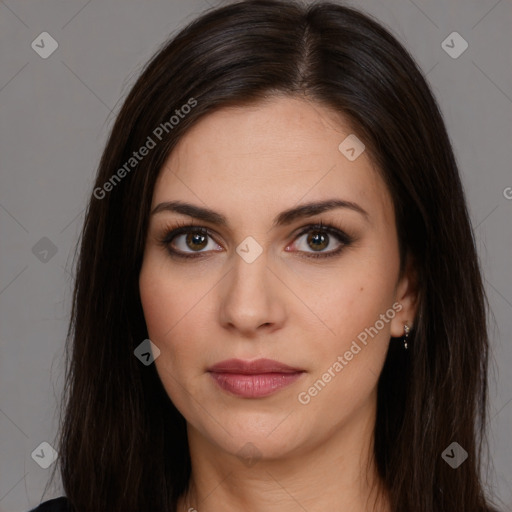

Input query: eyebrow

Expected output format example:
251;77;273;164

151;198;369;228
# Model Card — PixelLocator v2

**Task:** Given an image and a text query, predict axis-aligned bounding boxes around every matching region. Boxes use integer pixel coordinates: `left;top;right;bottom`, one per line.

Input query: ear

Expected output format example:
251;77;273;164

390;252;419;338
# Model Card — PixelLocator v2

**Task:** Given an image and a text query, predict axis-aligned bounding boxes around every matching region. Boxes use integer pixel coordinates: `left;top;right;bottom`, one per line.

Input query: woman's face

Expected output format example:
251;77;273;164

139;96;416;462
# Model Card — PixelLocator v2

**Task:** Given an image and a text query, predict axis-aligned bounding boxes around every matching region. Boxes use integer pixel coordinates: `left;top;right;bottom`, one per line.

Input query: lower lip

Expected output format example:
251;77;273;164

209;371;304;398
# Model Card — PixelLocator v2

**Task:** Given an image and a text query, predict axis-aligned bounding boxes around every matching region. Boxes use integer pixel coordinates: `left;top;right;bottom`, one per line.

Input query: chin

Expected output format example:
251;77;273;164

193;411;307;462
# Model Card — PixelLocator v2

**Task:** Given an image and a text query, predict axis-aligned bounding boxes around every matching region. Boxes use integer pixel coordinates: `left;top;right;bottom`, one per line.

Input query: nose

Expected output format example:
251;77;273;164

218;248;286;337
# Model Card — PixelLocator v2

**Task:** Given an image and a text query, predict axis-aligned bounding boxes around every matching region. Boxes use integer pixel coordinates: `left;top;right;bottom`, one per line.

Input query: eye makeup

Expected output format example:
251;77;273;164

155;218;355;260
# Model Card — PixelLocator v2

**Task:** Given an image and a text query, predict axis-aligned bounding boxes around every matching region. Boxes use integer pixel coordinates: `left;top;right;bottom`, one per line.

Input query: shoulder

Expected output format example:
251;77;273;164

28;496;71;512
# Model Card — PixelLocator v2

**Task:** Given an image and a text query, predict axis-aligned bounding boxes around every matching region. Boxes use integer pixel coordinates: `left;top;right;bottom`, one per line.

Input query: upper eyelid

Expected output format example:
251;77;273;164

161;221;342;237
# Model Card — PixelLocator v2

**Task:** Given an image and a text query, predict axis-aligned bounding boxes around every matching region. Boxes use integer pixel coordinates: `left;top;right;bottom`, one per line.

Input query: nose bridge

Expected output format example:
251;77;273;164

229;239;270;302
219;238;281;331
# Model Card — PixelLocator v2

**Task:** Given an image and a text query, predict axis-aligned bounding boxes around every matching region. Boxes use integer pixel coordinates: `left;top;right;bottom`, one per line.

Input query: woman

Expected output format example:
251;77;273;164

30;0;501;511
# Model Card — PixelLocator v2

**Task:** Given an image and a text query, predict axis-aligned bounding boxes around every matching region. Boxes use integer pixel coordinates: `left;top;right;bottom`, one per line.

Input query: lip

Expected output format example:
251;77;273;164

207;358;303;374
207;358;305;398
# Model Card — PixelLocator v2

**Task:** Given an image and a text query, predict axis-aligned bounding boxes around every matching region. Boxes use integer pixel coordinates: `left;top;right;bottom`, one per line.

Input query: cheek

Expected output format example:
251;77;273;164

139;256;202;410
139;264;173;342
296;281;396;423
139;252;199;342
139;252;214;374
139;256;192;378
298;244;400;409
308;255;398;345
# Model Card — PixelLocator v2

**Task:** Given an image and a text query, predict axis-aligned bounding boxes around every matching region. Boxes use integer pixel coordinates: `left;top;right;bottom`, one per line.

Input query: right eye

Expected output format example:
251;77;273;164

159;225;223;259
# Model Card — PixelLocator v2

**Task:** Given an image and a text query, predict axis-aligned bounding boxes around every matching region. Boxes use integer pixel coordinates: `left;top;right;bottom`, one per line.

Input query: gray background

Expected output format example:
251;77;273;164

0;0;511;511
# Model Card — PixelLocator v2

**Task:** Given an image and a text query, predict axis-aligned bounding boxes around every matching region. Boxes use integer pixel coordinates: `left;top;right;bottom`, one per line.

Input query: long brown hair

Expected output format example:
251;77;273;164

43;1;500;510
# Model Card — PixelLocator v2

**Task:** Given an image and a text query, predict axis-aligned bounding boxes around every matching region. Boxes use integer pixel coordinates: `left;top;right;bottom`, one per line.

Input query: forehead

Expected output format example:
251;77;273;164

152;96;394;228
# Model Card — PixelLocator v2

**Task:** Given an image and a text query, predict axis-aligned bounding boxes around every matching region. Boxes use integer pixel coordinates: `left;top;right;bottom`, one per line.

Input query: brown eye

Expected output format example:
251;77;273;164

160;221;353;260
184;231;208;251
306;230;329;251
160;226;222;259
289;222;354;259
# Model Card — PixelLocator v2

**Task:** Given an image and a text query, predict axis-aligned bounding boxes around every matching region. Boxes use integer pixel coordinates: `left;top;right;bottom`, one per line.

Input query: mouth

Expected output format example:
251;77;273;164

207;358;305;398
207;357;304;374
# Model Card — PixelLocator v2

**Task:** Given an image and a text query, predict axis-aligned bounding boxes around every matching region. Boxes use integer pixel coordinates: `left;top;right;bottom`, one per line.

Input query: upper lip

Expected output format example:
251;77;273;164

207;358;304;374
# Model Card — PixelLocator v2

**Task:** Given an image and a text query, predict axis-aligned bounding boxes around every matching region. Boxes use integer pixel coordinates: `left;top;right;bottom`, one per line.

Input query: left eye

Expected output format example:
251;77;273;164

287;223;353;259
160;223;352;260
290;227;344;257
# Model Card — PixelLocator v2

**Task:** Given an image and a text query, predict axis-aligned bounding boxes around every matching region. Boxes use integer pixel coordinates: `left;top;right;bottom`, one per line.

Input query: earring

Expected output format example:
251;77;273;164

403;323;411;350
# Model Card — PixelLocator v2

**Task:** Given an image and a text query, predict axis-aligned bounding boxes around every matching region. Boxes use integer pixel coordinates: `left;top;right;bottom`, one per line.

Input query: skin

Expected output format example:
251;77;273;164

139;96;418;512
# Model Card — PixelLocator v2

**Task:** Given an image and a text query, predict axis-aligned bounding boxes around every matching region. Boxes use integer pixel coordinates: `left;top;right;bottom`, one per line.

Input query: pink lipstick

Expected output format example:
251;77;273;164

207;358;305;398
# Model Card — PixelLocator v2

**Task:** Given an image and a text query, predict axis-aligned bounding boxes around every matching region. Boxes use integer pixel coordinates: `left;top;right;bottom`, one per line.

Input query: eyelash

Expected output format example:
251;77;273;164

157;219;354;260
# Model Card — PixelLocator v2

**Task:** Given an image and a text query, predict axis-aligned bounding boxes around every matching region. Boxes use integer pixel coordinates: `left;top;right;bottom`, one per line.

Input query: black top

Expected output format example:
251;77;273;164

28;496;71;512
27;495;504;512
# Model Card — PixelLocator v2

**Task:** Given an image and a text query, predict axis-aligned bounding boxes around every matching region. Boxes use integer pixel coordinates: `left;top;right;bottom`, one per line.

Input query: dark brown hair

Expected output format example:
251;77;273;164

42;1;499;510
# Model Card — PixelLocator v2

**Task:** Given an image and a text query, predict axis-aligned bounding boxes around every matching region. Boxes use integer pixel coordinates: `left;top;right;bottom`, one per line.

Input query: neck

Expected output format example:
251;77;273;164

177;396;390;512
